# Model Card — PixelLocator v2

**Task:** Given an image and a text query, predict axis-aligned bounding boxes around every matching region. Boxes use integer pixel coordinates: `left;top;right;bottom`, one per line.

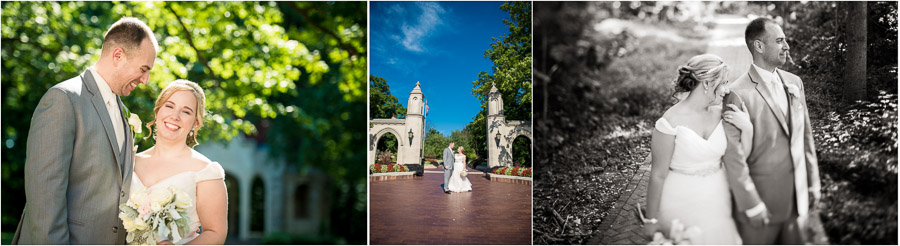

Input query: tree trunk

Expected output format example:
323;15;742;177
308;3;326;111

845;1;868;103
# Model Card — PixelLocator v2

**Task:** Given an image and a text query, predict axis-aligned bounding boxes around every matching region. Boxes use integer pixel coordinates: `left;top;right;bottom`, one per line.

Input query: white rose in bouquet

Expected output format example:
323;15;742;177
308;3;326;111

172;187;192;210
149;188;173;212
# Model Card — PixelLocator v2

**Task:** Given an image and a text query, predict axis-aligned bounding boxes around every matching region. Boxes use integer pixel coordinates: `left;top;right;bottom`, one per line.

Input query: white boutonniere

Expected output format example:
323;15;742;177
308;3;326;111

784;84;804;110
785;84;800;98
128;113;142;135
122;107;143;152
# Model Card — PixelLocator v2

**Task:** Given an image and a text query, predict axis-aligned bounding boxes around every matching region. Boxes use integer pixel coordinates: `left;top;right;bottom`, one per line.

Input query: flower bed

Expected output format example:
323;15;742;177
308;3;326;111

492;166;533;177
369;164;410;174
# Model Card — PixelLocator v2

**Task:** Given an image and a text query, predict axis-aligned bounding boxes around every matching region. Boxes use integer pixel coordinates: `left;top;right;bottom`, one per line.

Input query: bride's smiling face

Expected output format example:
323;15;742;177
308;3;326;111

155;90;198;143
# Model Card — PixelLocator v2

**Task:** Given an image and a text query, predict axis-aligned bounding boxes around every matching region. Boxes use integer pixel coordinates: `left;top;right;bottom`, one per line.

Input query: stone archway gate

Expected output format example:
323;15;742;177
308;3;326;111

368;82;425;165
486;83;533;167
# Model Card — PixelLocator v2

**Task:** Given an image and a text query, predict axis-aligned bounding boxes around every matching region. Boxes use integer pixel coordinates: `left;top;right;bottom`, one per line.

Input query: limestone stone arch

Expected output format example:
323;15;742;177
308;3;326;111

486;83;533;167
368;123;406;164
507;121;533;166
368;81;426;166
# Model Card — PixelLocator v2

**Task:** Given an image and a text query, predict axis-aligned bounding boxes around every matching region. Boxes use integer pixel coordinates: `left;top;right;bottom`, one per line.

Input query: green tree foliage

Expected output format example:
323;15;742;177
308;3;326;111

466;1;533;159
267;2;367;243
512;136;532;167
423;123;448;160
375;132;397;153
369;75;406;119
447;129;477;162
1;1;365;243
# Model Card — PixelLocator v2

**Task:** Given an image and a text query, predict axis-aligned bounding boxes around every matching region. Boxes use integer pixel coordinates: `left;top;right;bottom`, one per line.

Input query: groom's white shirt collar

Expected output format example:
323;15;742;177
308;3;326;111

89;66;118;106
751;63;781;85
89;66;125;151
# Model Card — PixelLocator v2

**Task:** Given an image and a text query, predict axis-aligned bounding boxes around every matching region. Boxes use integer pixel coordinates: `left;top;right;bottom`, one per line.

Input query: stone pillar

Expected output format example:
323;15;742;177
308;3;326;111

240;174;252;240
487;83;508;167
266;162;285;235
401;82;425;165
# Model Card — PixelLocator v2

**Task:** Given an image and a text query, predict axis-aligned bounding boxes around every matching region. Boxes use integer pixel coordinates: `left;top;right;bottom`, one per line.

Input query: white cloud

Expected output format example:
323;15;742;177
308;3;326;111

395;2;447;53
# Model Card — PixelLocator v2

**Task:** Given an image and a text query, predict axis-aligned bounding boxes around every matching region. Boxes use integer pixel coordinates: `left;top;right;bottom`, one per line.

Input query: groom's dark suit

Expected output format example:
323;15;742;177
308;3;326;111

722;66;820;244
13;69;135;244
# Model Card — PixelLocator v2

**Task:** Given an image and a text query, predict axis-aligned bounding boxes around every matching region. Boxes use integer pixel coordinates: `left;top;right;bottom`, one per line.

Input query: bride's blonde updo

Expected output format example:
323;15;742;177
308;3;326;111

145;79;207;147
672;54;730;103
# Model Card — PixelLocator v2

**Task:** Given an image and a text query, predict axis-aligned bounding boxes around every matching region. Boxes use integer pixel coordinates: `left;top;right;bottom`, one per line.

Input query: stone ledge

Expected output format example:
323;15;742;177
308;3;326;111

486;173;532;185
369;171;416;181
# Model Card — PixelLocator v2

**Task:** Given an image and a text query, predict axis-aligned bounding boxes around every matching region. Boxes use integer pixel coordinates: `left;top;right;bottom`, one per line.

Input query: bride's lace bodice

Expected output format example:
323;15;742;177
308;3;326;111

655;118;726;175
130;162;225;244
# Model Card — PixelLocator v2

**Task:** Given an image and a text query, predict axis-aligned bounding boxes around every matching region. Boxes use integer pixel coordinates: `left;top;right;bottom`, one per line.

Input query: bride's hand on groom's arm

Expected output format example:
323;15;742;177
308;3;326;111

724;103;751;131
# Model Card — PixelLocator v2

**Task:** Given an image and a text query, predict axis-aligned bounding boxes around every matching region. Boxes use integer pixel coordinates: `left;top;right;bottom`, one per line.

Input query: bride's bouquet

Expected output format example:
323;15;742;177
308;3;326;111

118;186;193;245
637;203;702;245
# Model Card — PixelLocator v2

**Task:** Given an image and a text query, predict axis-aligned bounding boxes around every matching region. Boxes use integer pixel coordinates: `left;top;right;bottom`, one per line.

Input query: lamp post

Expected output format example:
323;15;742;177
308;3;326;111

408;129;414;146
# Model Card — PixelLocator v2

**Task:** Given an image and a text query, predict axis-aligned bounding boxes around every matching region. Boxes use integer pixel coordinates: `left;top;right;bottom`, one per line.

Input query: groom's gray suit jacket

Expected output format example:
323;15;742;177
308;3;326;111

13;69;135;244
722;66;821;225
442;147;454;190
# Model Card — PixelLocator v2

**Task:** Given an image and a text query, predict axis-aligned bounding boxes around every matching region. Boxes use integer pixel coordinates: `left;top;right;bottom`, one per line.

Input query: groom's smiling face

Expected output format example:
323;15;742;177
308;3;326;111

111;38;157;96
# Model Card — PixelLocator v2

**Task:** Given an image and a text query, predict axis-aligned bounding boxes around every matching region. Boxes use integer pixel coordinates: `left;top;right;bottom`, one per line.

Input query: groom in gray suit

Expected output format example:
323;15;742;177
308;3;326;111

723;18;821;244
12;17;159;244
442;141;455;194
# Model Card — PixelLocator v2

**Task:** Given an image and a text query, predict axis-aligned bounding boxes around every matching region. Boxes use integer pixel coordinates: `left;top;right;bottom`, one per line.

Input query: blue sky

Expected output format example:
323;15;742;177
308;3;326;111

370;1;510;136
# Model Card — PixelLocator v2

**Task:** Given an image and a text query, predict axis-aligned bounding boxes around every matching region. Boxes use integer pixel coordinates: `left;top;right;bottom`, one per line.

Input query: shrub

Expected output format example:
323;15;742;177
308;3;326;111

814;92;898;244
377;151;394;165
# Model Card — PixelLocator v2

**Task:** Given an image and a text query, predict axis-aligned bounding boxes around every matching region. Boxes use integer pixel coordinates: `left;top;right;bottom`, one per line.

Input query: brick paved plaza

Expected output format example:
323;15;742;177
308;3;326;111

370;168;532;245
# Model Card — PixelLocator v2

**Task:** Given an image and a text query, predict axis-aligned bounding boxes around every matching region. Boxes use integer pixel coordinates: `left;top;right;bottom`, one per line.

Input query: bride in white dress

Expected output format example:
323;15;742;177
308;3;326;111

644;54;752;244
131;80;227;244
447;146;472;192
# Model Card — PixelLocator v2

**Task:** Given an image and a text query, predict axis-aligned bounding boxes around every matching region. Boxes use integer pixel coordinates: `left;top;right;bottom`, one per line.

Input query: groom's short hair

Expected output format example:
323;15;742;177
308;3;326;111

744;17;778;52
102;17;159;56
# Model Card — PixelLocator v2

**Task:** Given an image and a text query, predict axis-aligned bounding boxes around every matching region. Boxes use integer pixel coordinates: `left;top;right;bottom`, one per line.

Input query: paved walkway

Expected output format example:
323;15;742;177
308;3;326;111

586;15;752;245
706;15;754;82
370;168;532;245
585;160;652;245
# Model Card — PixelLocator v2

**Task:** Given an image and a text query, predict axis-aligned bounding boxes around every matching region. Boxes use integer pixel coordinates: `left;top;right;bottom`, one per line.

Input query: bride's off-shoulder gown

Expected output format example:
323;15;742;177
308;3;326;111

655;118;741;245
129;162;225;244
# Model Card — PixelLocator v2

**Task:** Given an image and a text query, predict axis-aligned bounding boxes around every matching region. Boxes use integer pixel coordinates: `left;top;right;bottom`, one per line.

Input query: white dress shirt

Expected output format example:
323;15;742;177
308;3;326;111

752;63;789;116
89;67;125;151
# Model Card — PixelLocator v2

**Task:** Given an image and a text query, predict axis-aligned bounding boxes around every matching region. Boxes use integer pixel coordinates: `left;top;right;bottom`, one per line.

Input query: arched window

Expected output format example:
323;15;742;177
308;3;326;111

512;135;532;168
294;183;310;219
224;173;240;236
250;176;265;232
